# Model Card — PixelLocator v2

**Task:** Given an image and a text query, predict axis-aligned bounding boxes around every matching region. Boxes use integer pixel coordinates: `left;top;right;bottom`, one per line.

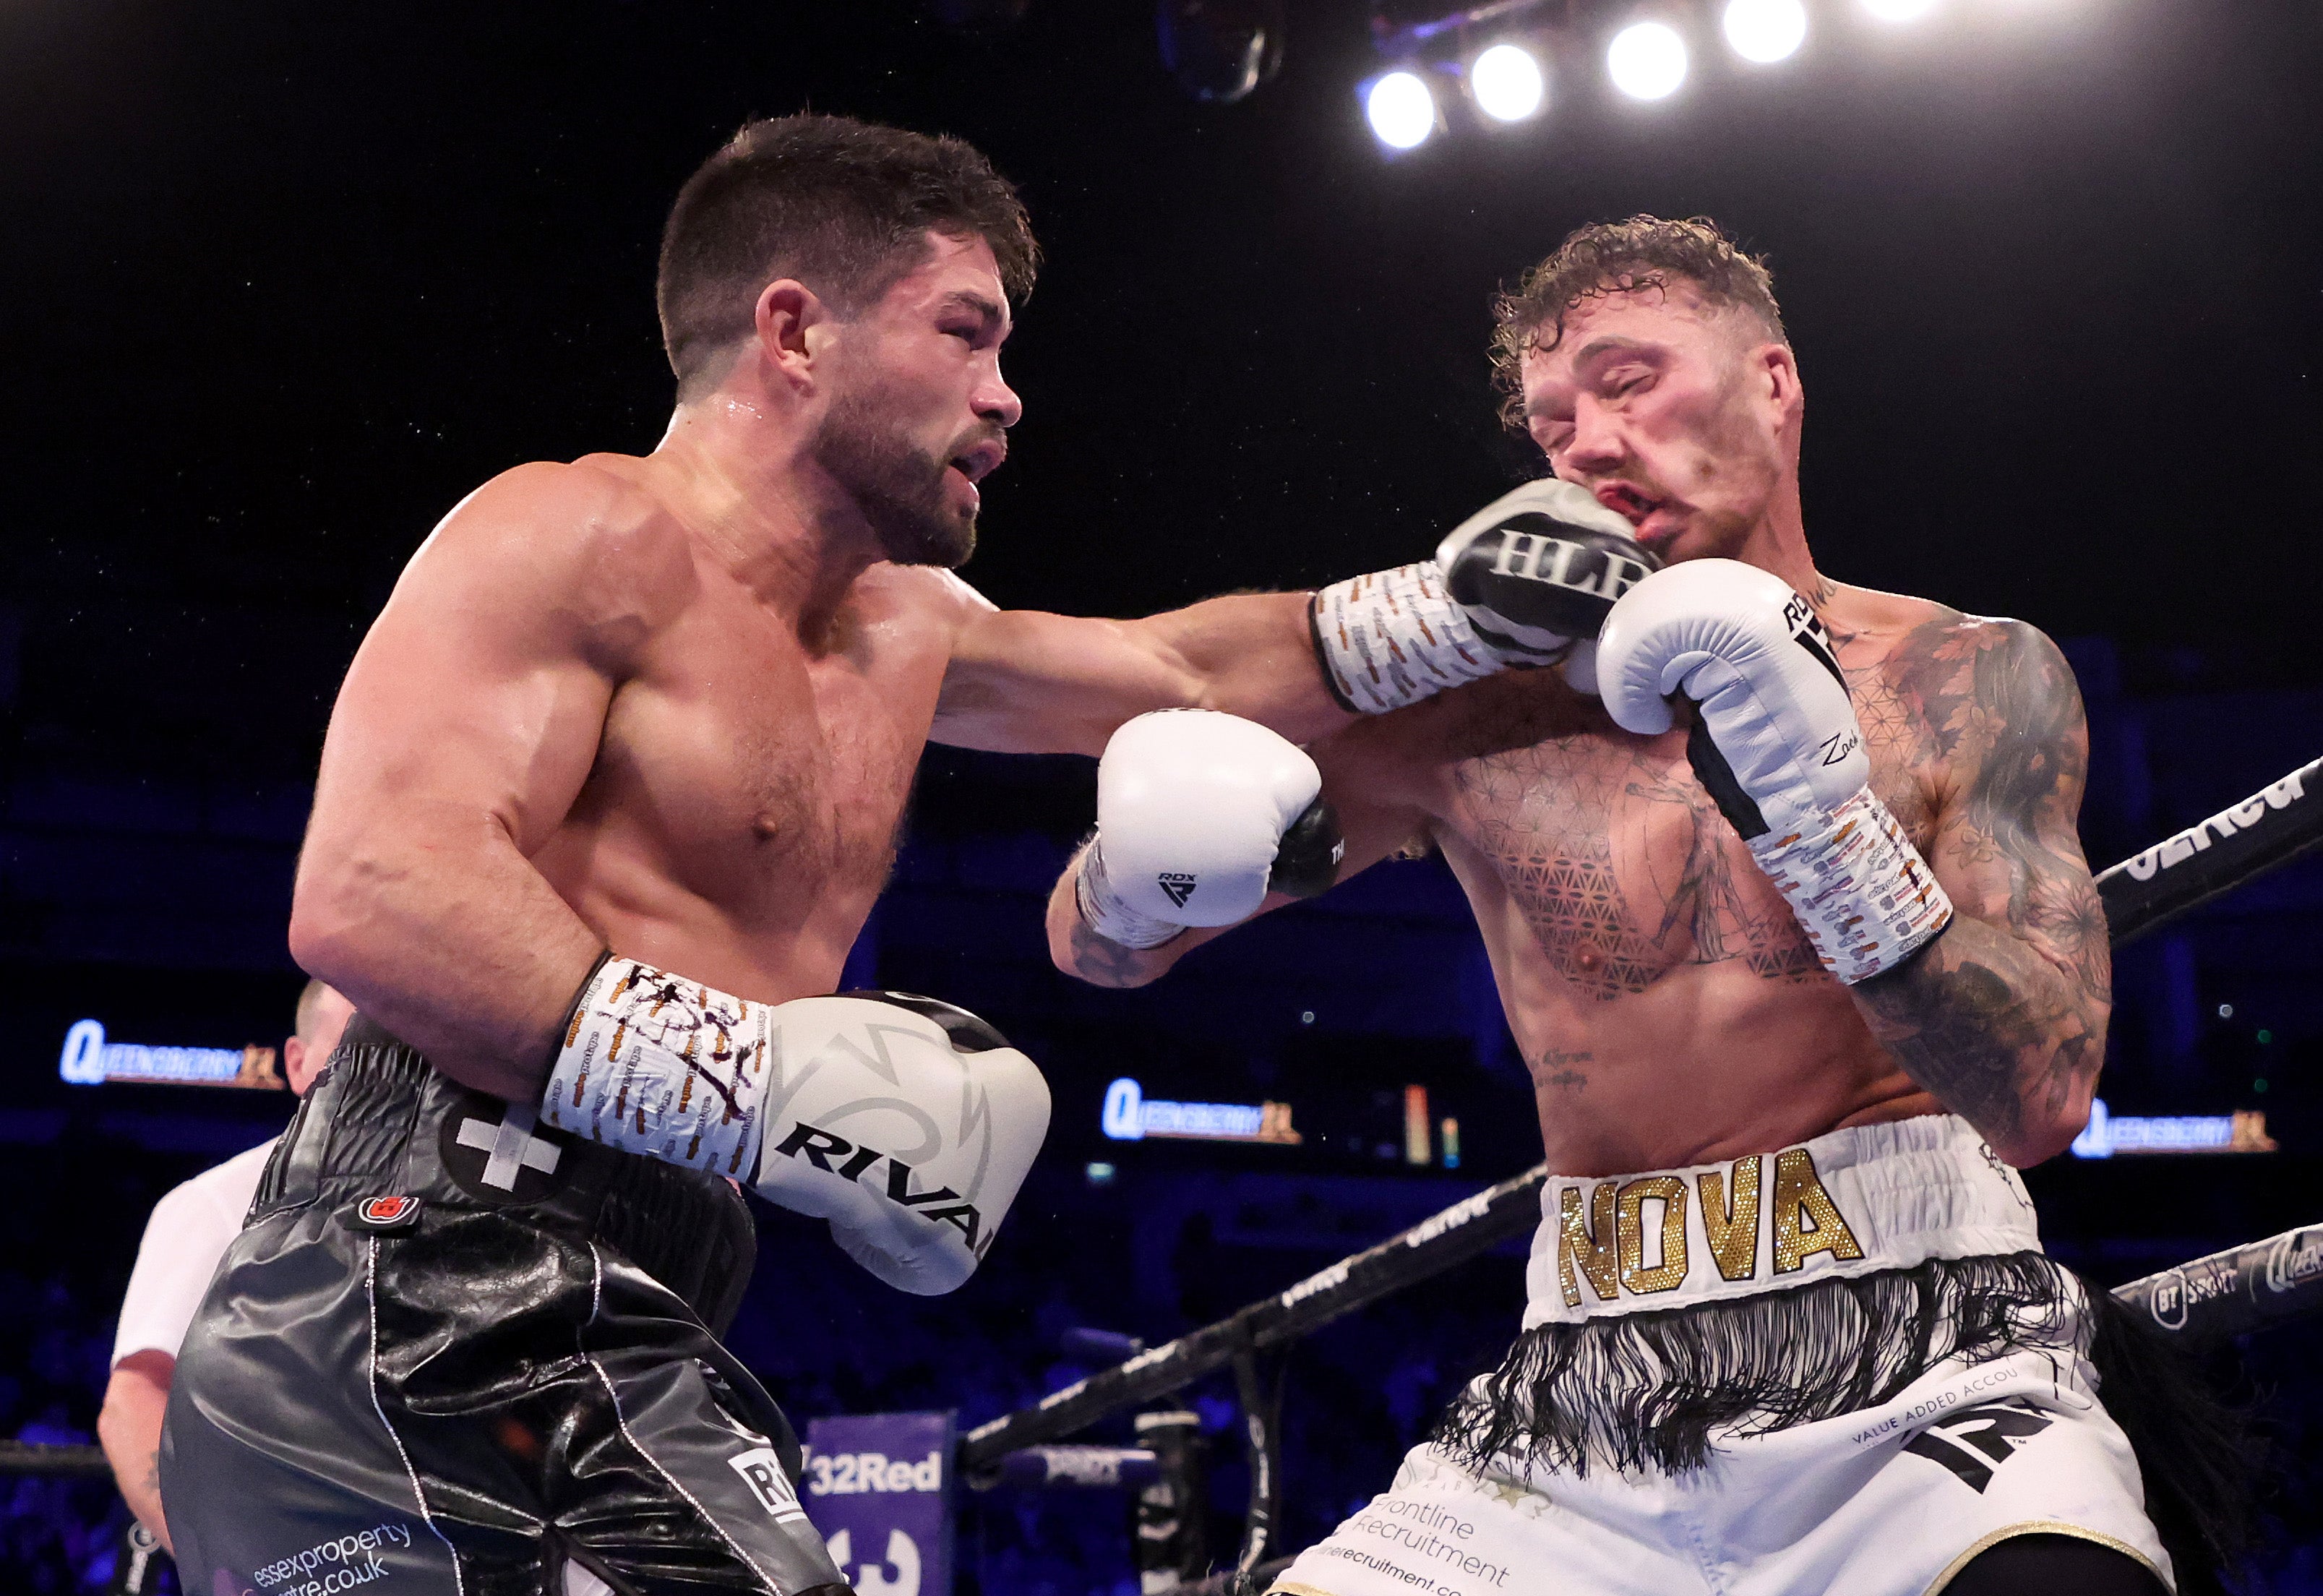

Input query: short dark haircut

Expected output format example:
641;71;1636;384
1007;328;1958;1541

657;113;1039;395
1490;215;1787;429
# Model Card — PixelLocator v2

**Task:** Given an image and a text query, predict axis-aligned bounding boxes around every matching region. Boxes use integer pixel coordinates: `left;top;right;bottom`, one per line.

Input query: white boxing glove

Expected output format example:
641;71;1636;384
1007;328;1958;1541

1596;560;1952;982
1073;709;1344;948
544;963;1049;1295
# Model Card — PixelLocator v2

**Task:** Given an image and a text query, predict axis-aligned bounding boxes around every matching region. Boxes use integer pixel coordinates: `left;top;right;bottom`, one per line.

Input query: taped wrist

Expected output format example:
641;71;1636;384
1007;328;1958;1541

1309;562;1506;716
1747;786;1954;984
1073;841;1185;950
542;955;773;1175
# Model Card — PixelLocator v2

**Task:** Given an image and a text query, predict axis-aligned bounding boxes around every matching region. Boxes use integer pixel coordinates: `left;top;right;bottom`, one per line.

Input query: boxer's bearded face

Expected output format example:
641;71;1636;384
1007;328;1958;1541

1520;285;1792;565
813;234;1018;569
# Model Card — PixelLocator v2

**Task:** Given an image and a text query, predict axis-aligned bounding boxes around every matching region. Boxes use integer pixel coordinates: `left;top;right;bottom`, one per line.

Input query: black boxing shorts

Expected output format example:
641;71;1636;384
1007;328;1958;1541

160;1015;847;1596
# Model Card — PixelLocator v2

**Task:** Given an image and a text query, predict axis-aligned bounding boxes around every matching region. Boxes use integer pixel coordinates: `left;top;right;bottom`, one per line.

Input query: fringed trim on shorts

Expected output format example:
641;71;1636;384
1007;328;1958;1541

1435;1250;2077;1477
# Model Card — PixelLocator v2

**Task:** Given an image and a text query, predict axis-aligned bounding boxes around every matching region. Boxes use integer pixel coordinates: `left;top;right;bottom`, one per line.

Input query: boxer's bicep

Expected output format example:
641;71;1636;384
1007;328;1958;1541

1853;620;2109;1163
935;608;1195;752
1920;623;2108;998
934;594;1348;755
292;464;670;1087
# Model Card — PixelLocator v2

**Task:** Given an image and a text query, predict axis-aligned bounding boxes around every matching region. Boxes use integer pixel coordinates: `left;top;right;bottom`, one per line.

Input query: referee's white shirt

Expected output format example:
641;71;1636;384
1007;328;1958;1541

111;1138;276;1365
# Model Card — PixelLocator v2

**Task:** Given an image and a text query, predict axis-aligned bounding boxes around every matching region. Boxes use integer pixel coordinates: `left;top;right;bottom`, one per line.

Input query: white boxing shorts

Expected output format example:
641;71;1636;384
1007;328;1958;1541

1270;1116;2170;1596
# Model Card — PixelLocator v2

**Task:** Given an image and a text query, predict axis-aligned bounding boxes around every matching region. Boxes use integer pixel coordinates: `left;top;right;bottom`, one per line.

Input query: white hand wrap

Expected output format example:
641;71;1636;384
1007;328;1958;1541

544;957;772;1176
1747;786;1954;984
1073;841;1185;949
1310;562;1500;715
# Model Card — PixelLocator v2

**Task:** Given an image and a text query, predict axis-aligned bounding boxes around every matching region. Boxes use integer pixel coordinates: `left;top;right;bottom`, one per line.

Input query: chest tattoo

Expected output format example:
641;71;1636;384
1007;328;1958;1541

1452;734;1821;1001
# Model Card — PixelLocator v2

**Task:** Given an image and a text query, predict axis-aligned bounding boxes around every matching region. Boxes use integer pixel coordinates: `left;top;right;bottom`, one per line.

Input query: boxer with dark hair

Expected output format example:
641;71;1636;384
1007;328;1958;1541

156;113;1339;1596
1052;218;2246;1595
159;111;1653;1596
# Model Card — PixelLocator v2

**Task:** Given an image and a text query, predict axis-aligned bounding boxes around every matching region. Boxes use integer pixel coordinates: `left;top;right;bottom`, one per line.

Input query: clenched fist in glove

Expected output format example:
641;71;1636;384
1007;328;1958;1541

1071;709;1344;949
544;962;1049;1294
1595;559;1953;983
1310;478;1660;714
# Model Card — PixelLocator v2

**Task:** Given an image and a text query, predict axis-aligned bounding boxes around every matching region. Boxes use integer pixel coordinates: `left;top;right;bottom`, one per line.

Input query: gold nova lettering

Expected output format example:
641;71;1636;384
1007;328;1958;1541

1556;1146;1863;1306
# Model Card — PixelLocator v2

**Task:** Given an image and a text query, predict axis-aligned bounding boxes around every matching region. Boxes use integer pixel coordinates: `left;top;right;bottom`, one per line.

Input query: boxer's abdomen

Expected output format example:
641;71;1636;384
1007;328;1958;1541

1431;690;1945;1175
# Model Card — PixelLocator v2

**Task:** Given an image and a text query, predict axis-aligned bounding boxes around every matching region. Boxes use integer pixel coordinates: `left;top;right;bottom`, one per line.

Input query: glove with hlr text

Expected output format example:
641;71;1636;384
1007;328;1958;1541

542;959;1049;1295
1309;477;1662;714
1594;559;1953;984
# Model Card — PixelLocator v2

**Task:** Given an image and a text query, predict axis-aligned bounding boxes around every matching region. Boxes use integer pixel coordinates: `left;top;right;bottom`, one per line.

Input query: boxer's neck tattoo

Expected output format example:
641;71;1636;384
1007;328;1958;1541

1536;1050;1593;1091
1849;617;2108;1153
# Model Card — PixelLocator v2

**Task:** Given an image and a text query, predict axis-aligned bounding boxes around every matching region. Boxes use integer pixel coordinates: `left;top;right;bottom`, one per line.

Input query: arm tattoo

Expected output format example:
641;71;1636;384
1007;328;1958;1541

1851;620;2111;1156
1065;914;1177;990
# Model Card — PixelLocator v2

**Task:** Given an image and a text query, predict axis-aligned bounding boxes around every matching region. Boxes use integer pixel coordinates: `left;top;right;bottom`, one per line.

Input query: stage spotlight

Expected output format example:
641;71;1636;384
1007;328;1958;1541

1367;69;1438;150
1861;0;1937;20
1607;21;1688;101
1722;0;1806;62
1470;43;1546;122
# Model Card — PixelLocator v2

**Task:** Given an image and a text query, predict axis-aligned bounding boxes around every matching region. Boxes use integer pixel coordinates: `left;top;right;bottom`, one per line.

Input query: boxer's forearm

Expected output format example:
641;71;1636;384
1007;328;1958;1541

1851;918;2107;1167
98;1356;173;1554
1122;591;1350;740
288;812;601;1099
935;592;1349;755
1044;854;1185;988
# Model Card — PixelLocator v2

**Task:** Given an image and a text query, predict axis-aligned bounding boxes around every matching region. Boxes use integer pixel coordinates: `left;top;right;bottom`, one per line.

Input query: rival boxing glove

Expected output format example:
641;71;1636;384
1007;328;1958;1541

1594;559;1952;983
1072;709;1344;948
543;963;1049;1295
1309;478;1660;714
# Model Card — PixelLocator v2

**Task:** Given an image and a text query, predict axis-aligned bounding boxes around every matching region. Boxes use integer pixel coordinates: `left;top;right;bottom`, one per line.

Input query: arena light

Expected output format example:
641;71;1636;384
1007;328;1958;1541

1365;69;1438;150
1469;42;1546;122
1722;0;1807;62
1861;0;1938;20
1607;21;1688;101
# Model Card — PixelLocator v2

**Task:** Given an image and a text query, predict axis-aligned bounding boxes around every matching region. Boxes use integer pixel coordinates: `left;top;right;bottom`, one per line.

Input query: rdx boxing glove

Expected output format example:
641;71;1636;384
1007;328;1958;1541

1310;478;1661;714
1594;559;1952;983
1073;709;1344;948
543;962;1049;1295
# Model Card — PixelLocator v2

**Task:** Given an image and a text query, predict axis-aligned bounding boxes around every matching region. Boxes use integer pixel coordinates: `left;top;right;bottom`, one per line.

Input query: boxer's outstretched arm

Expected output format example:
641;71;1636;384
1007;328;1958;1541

288;463;656;1097
1851;621;2111;1167
932;590;1352;755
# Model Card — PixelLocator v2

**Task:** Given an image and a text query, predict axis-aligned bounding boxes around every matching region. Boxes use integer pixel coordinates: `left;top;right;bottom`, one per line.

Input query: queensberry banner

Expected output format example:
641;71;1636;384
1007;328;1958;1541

801;1411;956;1596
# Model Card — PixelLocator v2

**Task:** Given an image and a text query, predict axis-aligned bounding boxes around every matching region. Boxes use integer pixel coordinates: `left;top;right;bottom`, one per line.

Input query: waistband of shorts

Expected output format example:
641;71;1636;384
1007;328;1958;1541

255;1012;757;1331
1523;1114;2042;1327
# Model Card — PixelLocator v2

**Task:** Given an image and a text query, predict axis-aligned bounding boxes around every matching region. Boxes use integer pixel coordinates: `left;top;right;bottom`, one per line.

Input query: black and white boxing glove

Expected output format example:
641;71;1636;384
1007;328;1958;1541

1595;559;1953;984
1309;478;1661;715
543;964;1049;1295
1072;710;1344;948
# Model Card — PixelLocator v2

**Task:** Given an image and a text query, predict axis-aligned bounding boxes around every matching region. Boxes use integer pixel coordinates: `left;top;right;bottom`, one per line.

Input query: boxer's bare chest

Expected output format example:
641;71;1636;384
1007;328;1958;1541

568;570;950;929
1431;628;1947;1001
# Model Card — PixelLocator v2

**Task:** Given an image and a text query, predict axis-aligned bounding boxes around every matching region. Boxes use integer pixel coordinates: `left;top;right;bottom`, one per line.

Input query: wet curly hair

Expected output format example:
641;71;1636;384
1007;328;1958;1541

1489;215;1786;430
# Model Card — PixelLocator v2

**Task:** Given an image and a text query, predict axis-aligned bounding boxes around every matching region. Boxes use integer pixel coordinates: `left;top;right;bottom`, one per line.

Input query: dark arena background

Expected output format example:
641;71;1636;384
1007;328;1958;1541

4;0;2322;1590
